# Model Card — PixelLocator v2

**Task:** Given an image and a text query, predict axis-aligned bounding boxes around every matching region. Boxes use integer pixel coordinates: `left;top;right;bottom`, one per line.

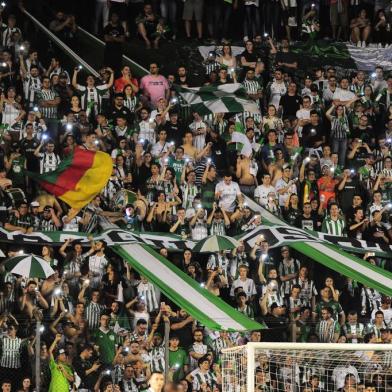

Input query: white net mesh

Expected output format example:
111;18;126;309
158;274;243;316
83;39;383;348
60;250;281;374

221;345;248;392
221;344;392;392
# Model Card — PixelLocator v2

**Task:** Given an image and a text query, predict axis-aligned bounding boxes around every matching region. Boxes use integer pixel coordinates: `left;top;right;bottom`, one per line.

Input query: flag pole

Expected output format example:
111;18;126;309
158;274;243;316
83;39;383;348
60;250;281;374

35;321;41;392
164;318;170;383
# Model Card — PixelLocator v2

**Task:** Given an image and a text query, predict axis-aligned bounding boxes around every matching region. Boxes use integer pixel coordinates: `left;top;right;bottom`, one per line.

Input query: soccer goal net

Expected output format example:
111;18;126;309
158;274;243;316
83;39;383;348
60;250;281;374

221;343;392;392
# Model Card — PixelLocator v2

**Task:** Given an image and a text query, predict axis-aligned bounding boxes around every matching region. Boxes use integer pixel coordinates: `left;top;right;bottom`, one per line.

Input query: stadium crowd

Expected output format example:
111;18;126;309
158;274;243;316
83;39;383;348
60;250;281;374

0;0;391;391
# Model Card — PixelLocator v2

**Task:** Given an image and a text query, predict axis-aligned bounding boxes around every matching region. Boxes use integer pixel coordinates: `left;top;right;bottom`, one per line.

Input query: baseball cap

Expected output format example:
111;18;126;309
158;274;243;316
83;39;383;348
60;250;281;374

43;205;51;212
30;201;40;207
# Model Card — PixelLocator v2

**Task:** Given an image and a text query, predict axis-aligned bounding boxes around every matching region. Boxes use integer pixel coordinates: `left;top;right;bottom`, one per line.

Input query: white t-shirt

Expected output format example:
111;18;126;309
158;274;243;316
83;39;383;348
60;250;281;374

151;141;169;158
254;185;276;206
296;108;310;120
230;277;257;298
275;178;297;207
371;307;392;325
62;215;82;232
189;120;207;151
332;88;356;102
215;181;241;212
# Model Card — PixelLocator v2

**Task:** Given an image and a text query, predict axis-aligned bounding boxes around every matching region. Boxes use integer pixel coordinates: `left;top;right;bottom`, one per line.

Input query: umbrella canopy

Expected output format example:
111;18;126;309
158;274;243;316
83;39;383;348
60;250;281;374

193;235;240;253
4;254;55;279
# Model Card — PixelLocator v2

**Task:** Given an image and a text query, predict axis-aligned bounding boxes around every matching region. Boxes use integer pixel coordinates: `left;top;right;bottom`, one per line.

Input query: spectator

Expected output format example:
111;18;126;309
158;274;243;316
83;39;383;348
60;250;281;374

103;12;125;71
350;9;371;47
140;63;169;108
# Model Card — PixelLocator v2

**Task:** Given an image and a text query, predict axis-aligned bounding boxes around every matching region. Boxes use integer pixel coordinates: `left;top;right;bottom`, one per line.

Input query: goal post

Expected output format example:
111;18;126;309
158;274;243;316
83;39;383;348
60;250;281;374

221;343;392;392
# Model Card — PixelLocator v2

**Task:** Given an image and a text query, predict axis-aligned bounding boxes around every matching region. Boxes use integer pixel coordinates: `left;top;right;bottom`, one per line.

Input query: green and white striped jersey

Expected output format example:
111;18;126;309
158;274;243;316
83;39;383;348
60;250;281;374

321;217;346;236
85;300;106;330
191;368;217;391
0;336;24;368
149;344;165;373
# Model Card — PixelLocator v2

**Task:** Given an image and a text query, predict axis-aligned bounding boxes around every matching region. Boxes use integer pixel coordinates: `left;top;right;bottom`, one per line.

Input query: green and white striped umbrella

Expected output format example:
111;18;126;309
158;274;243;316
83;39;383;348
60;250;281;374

4;254;55;279
193;235;240;253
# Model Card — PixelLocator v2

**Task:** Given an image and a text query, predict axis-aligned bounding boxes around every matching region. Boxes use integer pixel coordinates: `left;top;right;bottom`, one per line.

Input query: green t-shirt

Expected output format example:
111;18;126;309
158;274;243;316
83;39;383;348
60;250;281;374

48;357;73;392
92;328;118;365
315;299;343;320
299;323;312;342
169;348;189;382
201;178;218;210
169;157;185;184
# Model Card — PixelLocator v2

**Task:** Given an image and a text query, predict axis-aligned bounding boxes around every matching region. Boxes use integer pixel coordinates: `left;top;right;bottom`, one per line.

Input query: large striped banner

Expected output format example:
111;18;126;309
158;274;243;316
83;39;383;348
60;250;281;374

113;243;263;332
175;83;260;115
244;196;392;297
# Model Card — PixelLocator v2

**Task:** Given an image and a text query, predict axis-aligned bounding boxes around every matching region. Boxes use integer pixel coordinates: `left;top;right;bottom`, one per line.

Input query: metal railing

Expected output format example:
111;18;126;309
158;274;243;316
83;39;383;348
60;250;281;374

76;25;149;77
22;9;100;77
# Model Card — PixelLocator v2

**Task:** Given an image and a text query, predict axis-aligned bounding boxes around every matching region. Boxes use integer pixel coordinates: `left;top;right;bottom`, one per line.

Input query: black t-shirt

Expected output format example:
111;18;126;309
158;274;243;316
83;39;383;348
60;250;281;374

169;316;194;348
164;121;184;147
279;94;302;117
263;314;289;342
366;223;388;244
295;214;320;231
302;123;325;148
241;50;258;72
73;357;97;389
337;178;361;214
351;125;374;143
275;51;298;69
208;138;227;172
283;206;302;226
103;23;125;50
107;105;133;124
20;137;40;171
347;218;366;239
347;146;368;170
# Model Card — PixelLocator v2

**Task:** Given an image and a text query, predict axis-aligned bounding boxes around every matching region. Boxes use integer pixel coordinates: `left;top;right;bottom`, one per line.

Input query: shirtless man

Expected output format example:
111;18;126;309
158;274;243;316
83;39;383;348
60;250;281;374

181;130;199;161
236;154;258;197
19;280;49;319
